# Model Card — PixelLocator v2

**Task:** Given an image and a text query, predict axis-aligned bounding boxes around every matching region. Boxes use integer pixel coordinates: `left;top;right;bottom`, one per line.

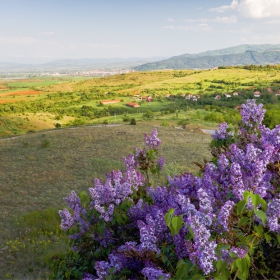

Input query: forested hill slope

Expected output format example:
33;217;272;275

135;44;280;71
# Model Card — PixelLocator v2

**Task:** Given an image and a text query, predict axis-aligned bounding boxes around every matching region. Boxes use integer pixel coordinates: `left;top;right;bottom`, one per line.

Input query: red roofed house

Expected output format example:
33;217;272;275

233;91;239;96
100;100;121;105
215;95;221;100
254;91;261;98
266;88;274;93
145;96;152;102
126;102;140;108
276;91;280;97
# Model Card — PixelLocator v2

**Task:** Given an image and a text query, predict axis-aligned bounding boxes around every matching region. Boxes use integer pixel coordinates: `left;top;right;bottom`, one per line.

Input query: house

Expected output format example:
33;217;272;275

233;91;239;96
266;87;274;93
215;95;221;100
196;94;200;99
276;91;280;97
192;97;198;102
235;105;242;111
254;91;261;98
164;94;171;98
185;94;192;100
146;96;152;102
225;94;231;98
126;102;140;108
100;100;121;105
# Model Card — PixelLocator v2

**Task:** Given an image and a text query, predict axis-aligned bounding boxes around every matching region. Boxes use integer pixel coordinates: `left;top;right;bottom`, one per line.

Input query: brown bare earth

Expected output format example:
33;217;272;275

0;90;42;96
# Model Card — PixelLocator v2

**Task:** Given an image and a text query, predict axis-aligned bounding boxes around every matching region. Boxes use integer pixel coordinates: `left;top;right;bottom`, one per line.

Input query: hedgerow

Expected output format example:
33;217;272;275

50;99;280;279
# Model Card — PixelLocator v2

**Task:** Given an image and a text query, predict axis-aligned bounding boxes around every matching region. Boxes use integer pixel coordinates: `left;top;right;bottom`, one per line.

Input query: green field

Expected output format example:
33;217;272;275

0;66;280;138
0;122;212;279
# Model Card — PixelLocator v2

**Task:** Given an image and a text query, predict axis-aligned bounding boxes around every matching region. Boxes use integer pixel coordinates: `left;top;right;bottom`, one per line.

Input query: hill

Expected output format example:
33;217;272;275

134;44;280;70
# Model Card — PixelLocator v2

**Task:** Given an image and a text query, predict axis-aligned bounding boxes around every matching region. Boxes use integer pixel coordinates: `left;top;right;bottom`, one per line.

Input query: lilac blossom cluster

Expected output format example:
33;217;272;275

144;128;161;149
241;99;265;128
57;100;280;279
213;122;230;140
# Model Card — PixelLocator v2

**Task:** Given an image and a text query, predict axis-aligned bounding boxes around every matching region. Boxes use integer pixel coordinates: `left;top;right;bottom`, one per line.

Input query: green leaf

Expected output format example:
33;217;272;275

172;216;184;235
264;233;272;242
276;234;280;244
243;191;251;202
254;210;267;224
254;225;264;236
190;274;204;280
238;216;249;227
164;213;171;227
218;245;231;250
175;260;193;278
237;200;247;215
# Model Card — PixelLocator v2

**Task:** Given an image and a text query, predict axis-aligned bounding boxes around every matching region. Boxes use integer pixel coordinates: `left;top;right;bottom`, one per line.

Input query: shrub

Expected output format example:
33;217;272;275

161;119;169;127
122;116;130;122
143;110;154;120
130;118;136;125
50;100;280;279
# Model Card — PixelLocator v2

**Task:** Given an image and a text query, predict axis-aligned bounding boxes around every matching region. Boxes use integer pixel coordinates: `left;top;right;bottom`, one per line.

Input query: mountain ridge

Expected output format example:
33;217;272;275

134;44;280;71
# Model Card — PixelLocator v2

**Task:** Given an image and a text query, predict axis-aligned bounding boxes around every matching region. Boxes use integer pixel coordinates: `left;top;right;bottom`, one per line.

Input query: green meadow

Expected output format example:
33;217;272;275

0;65;280;278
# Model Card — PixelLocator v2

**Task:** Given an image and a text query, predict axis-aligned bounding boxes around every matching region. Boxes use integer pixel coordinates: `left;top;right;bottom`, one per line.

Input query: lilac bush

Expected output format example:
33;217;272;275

52;99;280;280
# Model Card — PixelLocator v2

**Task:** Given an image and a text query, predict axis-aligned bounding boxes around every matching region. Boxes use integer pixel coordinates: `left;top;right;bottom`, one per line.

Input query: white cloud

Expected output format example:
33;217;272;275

184;16;237;24
184;18;208;23
0;35;36;44
162;24;212;31
167;18;174;22
210;0;239;13
213;16;238;23
210;0;280;18
239;0;280;18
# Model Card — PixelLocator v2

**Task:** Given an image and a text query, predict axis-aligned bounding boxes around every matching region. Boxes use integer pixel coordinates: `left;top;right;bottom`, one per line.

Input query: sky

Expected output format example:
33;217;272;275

1;0;280;63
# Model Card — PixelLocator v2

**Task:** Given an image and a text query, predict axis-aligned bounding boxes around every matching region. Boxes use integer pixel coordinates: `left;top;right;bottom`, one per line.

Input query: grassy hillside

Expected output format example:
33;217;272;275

0;66;280;137
0;123;212;279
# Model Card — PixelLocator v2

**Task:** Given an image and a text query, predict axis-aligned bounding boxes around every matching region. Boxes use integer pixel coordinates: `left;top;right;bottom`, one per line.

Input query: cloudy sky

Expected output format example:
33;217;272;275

1;0;280;63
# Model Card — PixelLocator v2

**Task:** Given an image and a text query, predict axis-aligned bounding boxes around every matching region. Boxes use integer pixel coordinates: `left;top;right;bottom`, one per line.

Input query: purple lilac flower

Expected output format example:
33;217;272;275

230;162;245;200
123;153;138;169
58;209;74;230
217;201;235;232
267;198;280;234
82;273;96;280
197;188;215;226
185;240;197;264
157;157;165;170
213;122;230;140
88;167;144;221
94;261;110;278
187;213;217;274
198;241;217;275
174;234;188;259
63;190;89;232
230;247;247;258
137;219;160;254
144;129;161;149
127;198;149;223
241;99;265;128
141;266;170;280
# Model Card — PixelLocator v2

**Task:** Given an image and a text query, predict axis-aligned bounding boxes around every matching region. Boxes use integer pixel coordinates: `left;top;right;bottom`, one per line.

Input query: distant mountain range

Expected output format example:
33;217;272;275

1;44;280;73
134;44;280;71
0;57;166;73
